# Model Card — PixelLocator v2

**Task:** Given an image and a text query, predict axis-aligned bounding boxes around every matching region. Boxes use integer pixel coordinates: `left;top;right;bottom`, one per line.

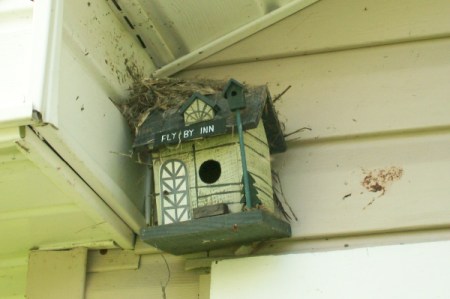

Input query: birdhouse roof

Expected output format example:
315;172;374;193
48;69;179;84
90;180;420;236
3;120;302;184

222;78;245;96
133;85;286;154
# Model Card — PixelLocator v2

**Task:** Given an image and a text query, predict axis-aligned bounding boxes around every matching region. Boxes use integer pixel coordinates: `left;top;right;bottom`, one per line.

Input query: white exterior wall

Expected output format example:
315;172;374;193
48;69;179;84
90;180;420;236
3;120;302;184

180;1;450;244
179;0;450;297
82;0;450;297
0;1;33;128
0;1;155;297
3;0;450;298
210;240;450;299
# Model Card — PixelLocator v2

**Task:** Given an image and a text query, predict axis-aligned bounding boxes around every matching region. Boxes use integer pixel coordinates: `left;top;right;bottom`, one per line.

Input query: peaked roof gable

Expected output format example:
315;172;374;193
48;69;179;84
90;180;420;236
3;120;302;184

178;92;220;114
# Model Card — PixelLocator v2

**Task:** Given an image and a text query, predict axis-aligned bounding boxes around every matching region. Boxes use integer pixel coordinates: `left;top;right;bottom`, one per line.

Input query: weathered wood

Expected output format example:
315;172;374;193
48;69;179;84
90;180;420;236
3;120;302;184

140;210;291;255
153;122;275;223
154;118;227;147
193;203;229;219
87;249;140;273
27;248;87;299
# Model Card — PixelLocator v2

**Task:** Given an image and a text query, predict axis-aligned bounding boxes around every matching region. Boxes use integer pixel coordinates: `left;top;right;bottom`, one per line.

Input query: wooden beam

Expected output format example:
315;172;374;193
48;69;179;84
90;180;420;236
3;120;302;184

193;203;229;219
152;0;320;77
26;248;88;299
87;249;140;273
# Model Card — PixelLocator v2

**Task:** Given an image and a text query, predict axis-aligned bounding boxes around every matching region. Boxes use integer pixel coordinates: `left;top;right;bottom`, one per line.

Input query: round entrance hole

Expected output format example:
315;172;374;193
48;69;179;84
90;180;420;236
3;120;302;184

199;160;221;184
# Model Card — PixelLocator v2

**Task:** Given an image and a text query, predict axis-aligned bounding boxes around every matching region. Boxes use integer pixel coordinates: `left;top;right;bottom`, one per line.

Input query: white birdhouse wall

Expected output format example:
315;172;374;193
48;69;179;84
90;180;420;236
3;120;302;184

242;122;274;211
153;122;273;225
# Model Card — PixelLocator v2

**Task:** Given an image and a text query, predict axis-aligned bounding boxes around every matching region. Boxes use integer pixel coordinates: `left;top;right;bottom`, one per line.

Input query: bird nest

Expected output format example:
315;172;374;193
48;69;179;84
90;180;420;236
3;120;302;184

118;77;228;136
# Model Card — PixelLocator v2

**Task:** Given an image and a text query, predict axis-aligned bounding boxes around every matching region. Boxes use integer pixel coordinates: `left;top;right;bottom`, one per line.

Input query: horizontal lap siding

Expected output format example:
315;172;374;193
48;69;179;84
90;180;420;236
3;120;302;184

85;1;450;298
180;3;450;240
85;255;199;299
195;0;450;68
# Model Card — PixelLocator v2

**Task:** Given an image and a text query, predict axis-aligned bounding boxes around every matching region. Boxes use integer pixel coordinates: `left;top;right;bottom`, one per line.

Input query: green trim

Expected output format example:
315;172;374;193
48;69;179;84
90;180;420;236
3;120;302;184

140;210;291;255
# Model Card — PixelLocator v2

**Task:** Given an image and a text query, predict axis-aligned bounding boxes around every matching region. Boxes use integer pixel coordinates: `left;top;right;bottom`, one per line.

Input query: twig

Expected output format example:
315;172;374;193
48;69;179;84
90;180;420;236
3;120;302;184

363;198;376;210
109;150;133;158
160;254;171;299
272;85;291;104
272;170;298;221
273;191;292;221
283;127;312;138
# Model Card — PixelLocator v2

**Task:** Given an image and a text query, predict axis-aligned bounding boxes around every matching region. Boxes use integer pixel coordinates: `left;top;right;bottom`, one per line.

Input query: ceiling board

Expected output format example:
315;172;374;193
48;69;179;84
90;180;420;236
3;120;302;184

0;129;135;257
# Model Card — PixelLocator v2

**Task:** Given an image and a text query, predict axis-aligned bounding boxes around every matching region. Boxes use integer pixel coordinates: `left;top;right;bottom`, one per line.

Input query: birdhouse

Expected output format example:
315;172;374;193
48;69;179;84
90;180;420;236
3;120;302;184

134;79;291;254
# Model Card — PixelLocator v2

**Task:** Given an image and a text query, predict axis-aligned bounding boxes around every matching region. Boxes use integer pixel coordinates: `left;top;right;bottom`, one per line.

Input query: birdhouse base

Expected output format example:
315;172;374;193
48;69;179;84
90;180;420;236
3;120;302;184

140;210;291;255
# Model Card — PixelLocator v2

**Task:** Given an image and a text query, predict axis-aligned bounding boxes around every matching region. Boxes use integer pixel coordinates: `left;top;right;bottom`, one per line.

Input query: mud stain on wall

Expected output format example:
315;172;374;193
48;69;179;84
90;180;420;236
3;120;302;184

362;166;403;195
361;166;403;209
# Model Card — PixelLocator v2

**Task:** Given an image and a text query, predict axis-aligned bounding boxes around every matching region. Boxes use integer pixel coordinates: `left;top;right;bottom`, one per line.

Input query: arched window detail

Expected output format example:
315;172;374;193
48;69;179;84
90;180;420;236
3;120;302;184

183;99;215;125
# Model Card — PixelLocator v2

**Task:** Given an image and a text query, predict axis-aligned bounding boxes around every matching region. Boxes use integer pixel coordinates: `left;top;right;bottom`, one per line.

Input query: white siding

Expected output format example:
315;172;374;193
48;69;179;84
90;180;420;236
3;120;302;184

210;240;450;299
0;1;33;127
4;0;450;298
85;254;201;299
179;4;450;242
86;1;450;298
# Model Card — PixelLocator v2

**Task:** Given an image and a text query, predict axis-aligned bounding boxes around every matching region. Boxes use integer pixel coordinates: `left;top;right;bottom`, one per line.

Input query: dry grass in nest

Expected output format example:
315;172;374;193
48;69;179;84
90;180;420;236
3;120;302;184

118;77;227;136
